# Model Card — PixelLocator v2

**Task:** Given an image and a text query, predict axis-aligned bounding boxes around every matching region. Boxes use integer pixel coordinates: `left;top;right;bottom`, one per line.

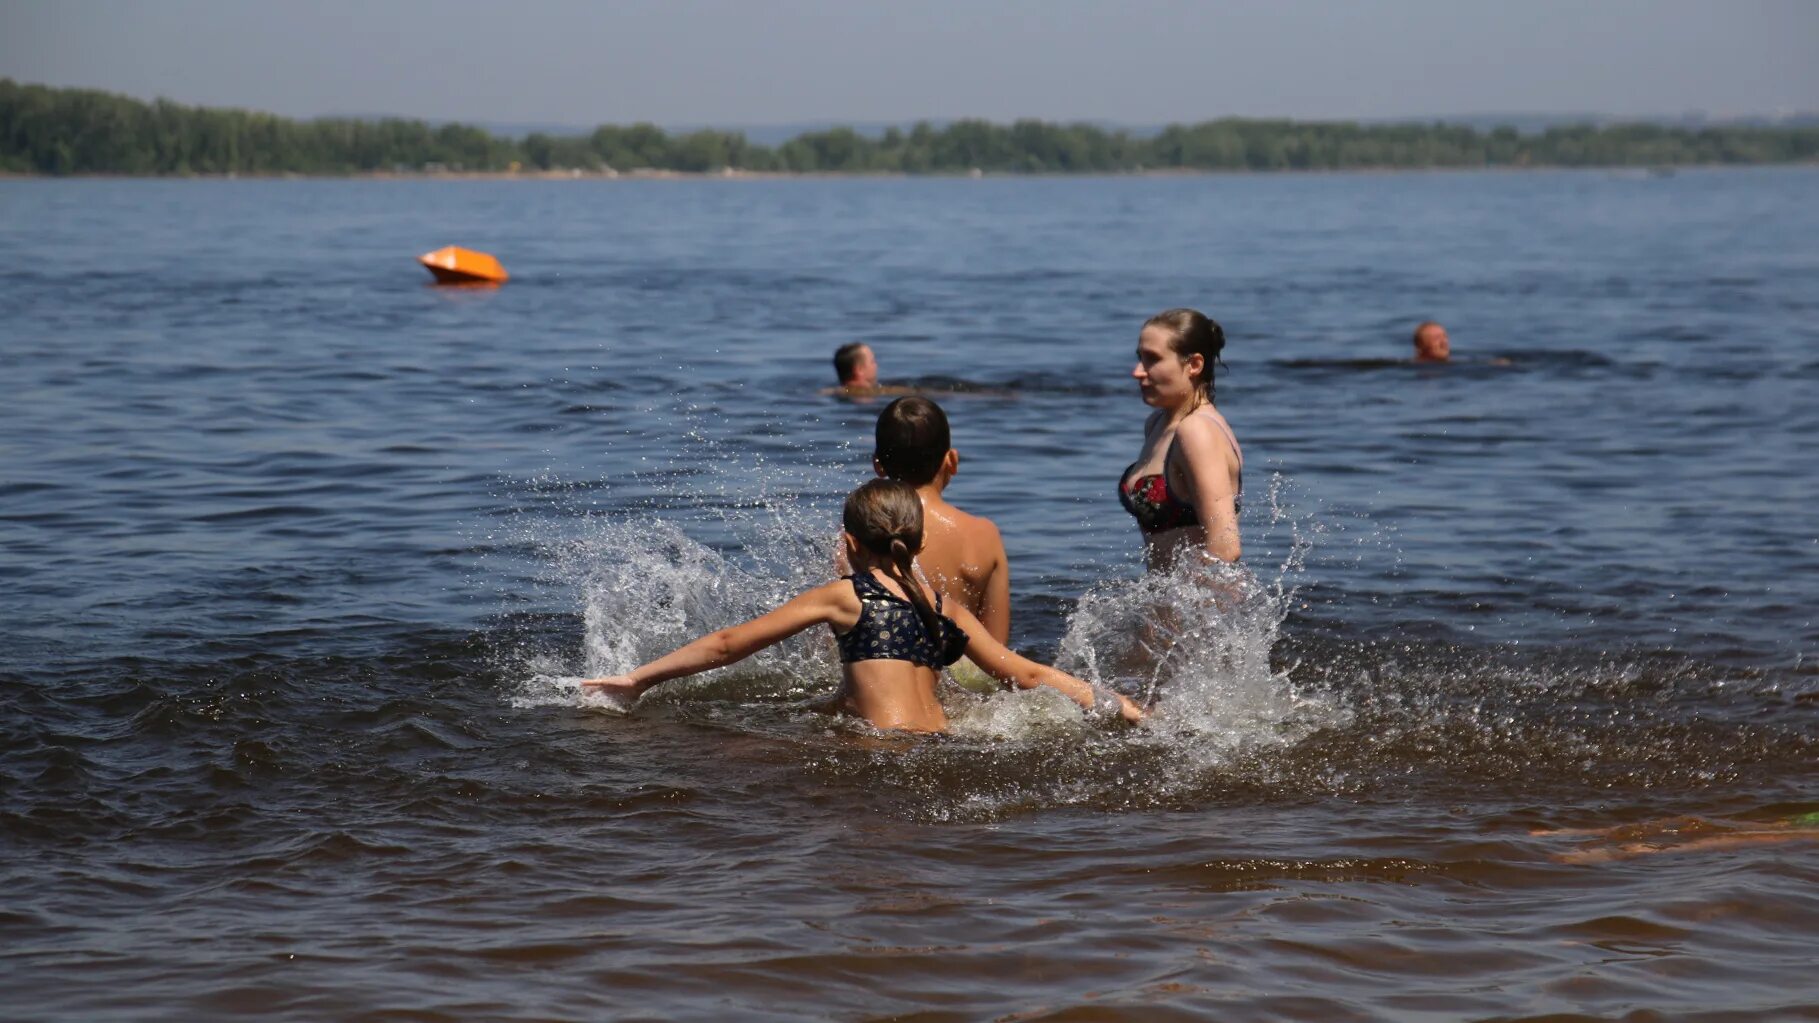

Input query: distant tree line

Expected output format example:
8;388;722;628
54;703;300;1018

5;79;1818;177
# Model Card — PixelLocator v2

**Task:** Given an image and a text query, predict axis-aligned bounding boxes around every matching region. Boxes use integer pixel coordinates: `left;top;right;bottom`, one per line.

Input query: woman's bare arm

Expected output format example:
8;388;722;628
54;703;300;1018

1174;414;1241;562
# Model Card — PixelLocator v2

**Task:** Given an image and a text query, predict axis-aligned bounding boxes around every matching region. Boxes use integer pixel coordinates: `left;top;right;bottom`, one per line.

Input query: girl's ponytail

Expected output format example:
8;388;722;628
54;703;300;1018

885;536;941;644
844;479;943;644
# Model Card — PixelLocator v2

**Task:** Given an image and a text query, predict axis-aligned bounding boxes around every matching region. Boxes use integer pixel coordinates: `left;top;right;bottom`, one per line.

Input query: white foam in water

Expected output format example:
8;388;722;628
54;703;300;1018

1056;562;1327;741
1054;475;1346;752
945;683;1103;740
509;489;848;711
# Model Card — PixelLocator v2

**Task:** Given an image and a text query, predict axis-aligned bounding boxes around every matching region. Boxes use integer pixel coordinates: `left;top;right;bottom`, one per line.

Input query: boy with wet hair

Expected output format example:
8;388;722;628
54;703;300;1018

872;396;1012;648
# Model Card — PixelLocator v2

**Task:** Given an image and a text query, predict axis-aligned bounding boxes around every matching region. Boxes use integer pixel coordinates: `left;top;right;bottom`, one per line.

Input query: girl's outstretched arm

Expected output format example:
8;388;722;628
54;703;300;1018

944;604;1143;724
582;580;861;706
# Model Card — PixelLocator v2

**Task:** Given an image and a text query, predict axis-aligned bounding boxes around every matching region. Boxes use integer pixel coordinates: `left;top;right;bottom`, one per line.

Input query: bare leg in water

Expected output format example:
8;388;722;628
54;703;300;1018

1533;815;1819;863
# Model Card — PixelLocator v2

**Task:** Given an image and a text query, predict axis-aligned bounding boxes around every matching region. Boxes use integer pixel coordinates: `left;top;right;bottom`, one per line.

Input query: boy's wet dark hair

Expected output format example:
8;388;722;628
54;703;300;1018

874;396;951;486
833;342;869;385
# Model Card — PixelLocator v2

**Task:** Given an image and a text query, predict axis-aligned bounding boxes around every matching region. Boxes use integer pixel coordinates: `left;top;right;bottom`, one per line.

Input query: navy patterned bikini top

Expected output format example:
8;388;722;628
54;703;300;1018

836;572;969;669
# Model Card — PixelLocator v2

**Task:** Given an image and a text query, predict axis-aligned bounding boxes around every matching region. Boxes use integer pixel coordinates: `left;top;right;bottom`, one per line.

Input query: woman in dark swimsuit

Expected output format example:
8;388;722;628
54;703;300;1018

1119;308;1244;570
584;480;1142;732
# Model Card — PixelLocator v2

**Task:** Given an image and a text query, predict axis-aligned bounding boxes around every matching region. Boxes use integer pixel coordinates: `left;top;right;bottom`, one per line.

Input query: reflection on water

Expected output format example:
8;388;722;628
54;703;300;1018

2;170;1817;1019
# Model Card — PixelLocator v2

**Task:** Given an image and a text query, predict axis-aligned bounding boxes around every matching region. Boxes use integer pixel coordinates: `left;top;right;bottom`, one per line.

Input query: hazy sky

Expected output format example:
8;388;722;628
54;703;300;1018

3;0;1815;126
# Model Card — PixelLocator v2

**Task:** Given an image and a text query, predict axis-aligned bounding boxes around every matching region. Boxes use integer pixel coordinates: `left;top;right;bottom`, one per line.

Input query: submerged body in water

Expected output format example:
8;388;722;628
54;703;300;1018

1536;814;1819;863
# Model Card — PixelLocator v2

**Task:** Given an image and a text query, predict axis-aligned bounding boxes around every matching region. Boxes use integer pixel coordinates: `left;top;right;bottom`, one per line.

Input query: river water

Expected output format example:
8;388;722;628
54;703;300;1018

2;169;1816;1021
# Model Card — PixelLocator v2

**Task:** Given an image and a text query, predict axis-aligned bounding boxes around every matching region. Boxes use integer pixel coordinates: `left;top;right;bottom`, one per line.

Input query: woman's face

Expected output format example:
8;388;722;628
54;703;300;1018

1132;325;1200;409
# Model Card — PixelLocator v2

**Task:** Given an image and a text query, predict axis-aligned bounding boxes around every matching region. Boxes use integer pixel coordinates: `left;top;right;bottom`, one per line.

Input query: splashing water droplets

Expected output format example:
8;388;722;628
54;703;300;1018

1057;567;1344;768
504;460;1351;790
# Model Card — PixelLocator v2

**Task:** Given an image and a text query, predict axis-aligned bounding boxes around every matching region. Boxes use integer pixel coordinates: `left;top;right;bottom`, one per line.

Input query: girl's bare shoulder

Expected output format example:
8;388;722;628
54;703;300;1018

807;577;865;616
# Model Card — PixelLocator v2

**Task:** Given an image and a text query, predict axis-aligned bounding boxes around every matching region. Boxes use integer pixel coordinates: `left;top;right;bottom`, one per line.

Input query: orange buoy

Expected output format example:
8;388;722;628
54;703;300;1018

419;246;509;285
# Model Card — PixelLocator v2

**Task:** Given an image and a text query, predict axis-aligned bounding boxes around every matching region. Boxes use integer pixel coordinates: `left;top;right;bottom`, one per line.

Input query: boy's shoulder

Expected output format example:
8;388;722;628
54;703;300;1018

938;500;1006;549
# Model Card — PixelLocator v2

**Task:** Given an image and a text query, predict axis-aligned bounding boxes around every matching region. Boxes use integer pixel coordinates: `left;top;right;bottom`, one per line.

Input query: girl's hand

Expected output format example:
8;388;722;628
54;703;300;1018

1114;693;1145;724
1091;684;1145;724
1101;690;1144;724
581;676;642;711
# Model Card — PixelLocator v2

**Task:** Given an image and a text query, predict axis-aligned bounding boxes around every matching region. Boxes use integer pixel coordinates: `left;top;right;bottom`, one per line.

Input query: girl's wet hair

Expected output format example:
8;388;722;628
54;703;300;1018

843;479;941;642
1146;307;1226;403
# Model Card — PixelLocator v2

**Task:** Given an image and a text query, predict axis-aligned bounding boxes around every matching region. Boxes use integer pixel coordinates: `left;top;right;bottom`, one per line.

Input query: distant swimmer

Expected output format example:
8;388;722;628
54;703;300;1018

583;480;1142;732
824;342;1010;399
1411;320;1451;363
873;397;1011;645
835;341;880;389
1411;320;1511;366
1121;308;1243;569
824;342;918;399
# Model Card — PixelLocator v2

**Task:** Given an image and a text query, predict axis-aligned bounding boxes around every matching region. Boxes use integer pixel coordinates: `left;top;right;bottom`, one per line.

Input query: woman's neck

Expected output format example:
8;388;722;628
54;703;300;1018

1164;391;1209;426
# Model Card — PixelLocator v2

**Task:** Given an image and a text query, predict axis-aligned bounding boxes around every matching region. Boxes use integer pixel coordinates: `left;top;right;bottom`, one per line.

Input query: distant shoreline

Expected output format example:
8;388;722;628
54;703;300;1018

10;78;1818;179
4;162;1815;183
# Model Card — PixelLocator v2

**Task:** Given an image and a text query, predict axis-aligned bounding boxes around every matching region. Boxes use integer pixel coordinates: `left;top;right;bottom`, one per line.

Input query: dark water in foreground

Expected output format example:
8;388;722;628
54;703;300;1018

2;170;1817;1020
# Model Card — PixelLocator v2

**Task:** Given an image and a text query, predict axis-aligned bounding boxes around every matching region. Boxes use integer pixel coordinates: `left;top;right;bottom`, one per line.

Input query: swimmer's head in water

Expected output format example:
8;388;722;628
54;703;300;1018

833;342;877;387
874;396;952;486
842;478;942;639
1412;321;1450;362
1143;308;1226;405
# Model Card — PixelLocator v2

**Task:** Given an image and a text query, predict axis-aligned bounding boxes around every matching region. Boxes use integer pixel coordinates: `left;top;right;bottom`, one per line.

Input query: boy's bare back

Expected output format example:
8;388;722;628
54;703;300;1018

869;395;1014;645
917;495;1010;644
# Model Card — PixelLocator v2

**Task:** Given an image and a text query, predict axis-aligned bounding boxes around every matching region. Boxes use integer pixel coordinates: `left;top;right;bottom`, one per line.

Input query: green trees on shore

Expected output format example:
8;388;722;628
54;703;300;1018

4;78;1816;176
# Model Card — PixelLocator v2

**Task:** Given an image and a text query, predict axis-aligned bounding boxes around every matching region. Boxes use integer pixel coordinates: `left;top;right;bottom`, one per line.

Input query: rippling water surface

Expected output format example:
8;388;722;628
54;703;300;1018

3;170;1817;1020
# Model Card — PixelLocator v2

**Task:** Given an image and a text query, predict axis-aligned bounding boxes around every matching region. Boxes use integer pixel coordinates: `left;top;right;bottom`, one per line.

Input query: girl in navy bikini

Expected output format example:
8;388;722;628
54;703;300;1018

583;479;1143;733
1119;308;1244;570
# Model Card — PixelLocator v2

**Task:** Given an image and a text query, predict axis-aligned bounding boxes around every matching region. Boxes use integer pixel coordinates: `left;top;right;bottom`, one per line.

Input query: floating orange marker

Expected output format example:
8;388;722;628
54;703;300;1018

418;246;509;285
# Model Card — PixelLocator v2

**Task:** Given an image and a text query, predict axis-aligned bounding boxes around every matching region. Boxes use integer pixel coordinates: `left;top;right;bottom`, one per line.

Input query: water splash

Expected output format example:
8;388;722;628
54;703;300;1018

490;456;1818;823
505;464;1345;757
507;507;844;712
1055;472;1344;748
